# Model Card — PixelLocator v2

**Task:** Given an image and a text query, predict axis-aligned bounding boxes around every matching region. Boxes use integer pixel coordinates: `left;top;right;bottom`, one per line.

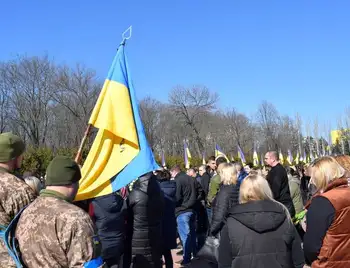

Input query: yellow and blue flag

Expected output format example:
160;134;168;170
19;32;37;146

184;141;191;169
253;147;259;167
237;145;246;164
279;150;284;165
202;152;206;165
215;144;229;162
75;44;158;201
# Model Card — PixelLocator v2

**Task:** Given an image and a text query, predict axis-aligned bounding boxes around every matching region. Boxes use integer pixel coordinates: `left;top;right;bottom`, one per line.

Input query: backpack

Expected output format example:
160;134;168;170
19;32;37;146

0;206;27;268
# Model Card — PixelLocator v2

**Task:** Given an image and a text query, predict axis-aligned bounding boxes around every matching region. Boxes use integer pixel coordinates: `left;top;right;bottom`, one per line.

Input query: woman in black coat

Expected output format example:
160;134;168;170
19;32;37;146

210;162;239;236
156;170;177;268
126;172;165;268
219;173;305;268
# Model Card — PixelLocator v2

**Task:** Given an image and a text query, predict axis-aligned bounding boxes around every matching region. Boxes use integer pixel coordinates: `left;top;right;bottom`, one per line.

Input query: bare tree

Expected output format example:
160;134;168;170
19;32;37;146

139;96;162;150
169;85;218;154
0;67;10;133
256;101;279;151
1;56;56;146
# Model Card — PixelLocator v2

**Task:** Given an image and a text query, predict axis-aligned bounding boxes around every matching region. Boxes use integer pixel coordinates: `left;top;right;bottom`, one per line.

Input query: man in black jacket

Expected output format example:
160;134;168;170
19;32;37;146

265;151;296;218
170;165;201;266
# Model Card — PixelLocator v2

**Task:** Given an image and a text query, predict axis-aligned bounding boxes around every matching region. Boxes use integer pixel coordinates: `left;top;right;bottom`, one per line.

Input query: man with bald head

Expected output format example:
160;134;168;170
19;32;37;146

265;151;295;218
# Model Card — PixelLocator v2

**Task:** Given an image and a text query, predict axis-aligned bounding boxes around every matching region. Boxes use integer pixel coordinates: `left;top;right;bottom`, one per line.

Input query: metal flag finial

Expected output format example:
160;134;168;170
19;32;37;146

122;25;132;41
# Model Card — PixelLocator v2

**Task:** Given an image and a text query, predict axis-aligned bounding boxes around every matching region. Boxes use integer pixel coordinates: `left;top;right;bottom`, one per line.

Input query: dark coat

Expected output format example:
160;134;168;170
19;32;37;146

175;172;201;217
219;200;305;268
200;172;211;197
91;192;125;266
266;163;296;218
158;179;177;250
210;184;239;236
127;173;165;268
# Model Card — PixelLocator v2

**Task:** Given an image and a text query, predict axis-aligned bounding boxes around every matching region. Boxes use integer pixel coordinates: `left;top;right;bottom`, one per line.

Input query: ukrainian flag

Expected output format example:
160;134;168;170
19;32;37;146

184;141;191;169
75;44;158;201
253;148;259;167
215;144;229;162
237;145;246;164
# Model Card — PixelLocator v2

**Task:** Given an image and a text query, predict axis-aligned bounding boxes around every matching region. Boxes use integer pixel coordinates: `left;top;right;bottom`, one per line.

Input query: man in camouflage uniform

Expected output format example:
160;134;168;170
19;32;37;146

0;132;36;268
16;156;104;268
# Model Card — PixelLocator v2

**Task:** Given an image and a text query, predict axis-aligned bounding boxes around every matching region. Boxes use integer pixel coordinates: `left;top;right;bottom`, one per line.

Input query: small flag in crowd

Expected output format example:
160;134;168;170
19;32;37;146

287;150;293;165
279;150;284;165
184;141;191;169
237;145;246;164
215;144;229;162
76;44;158;201
202;152;206;165
161;151;166;167
253;146;259;167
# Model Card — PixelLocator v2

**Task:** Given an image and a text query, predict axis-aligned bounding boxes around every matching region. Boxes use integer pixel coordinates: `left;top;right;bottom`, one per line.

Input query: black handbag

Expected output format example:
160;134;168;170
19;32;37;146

197;235;220;263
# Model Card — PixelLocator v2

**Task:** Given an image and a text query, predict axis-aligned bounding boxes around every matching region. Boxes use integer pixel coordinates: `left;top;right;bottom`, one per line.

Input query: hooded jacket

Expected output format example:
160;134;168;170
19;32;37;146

127;173;164;268
218;200;304;268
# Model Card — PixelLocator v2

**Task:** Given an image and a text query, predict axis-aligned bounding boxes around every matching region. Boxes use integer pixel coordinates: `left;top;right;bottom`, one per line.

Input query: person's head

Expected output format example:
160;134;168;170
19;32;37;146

240;173;273;203
234;162;243;173
186;168;197;178
170;165;181;178
208;156;216;171
45;156;81;201
219;163;238;186
156;169;171;181
0;132;25;172
334;155;350;178
244;163;253;174
264;151;279;167
216;156;228;171
198;165;207;176
24;176;43;195
309;156;345;192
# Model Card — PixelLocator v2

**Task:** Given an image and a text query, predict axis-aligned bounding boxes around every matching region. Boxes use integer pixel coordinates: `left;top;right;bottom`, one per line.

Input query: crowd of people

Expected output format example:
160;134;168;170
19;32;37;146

1;132;350;268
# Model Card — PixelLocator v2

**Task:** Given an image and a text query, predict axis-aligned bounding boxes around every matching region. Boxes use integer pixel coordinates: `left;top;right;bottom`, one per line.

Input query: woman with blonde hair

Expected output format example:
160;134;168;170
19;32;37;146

218;173;304;268
210;162;239;236
303;156;350;268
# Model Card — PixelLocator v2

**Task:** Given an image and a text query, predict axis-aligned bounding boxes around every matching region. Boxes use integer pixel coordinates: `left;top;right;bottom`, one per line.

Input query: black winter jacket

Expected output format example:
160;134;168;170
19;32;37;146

266;164;296;218
127;173;165;268
175;172;201;217
200;172;211;197
210;184;239;236
91;192;125;266
219;200;304;268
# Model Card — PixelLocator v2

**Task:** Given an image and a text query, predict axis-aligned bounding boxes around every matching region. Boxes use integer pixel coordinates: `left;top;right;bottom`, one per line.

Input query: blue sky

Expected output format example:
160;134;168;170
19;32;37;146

1;0;350;134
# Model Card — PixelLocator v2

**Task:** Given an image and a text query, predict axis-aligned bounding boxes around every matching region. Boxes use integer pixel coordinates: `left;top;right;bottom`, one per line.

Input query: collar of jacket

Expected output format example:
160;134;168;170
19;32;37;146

40;189;71;202
305;178;348;209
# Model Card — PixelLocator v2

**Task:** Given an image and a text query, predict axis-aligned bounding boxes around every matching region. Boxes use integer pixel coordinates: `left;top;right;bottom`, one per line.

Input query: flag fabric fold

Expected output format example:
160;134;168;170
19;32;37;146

237;145;246;164
75;44;158;201
215;144;229;162
184;141;191;169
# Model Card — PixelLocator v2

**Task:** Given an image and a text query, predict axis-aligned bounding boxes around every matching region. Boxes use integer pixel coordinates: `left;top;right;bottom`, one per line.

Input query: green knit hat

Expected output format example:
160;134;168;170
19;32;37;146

0;132;25;163
45;156;81;186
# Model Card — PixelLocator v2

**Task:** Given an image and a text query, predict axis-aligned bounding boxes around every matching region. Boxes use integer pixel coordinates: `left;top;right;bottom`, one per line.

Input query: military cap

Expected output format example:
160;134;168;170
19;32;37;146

0;132;25;163
45;156;81;186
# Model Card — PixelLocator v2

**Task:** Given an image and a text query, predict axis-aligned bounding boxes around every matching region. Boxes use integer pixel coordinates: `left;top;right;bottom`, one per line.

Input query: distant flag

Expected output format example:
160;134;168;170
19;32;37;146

287;150;293;165
253;145;259;167
215;144;229;162
184;141;191;169
294;151;300;165
341;139;345;155
303;150;307;163
76;43;158;201
237;145;246;164
231;155;235;162
161;151;166;167
202;152;206;165
260;153;265;166
279;150;284;165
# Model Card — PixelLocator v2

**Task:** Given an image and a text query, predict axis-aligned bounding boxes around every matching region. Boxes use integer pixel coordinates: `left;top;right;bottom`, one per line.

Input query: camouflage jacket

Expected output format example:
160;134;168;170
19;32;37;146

16;190;101;268
0;168;36;268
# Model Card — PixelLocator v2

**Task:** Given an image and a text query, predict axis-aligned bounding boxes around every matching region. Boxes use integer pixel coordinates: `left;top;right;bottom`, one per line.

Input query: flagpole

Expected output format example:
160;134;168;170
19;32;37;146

74;25;133;164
